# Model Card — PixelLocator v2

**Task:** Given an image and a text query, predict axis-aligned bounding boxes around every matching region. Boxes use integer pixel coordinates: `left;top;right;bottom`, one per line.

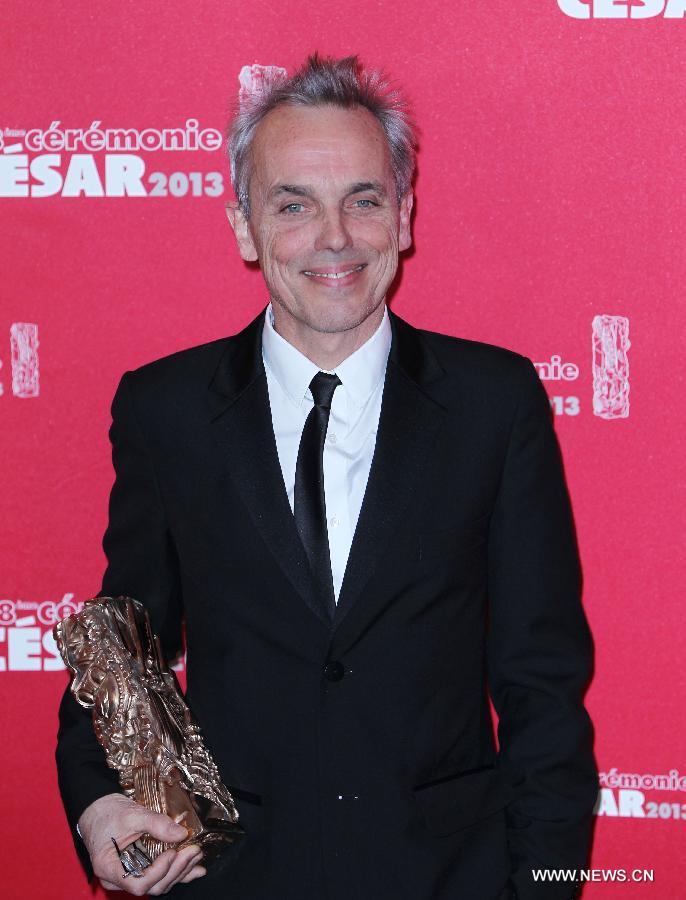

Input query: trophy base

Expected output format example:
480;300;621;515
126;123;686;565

140;789;245;868
178;818;246;868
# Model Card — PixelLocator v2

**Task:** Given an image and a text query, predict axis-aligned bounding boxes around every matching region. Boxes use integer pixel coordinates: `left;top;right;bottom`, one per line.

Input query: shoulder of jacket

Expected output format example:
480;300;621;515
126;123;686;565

133;335;229;377
416;325;536;385
119;334;235;413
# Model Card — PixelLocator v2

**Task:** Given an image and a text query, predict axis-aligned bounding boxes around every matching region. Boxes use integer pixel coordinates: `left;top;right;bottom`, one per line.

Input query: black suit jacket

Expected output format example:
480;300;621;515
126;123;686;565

57;308;597;900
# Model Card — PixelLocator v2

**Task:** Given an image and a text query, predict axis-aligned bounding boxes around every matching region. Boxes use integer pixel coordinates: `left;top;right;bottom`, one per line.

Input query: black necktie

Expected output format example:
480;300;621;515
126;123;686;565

294;371;341;621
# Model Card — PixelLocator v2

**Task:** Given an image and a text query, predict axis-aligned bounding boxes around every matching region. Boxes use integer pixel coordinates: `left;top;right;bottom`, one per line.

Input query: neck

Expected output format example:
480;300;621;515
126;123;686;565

271;303;386;370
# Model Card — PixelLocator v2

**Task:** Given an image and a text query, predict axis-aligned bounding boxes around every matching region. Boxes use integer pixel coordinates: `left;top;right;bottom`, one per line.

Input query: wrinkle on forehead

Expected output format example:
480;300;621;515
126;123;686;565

250;104;392;200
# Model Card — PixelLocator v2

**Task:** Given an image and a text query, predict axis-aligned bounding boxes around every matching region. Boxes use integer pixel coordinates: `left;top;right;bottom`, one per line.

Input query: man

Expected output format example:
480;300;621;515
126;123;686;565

57;54;597;899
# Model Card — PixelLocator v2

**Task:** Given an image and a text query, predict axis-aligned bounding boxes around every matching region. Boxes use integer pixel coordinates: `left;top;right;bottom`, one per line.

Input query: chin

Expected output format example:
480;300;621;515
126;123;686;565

308;302;380;335
272;286;383;335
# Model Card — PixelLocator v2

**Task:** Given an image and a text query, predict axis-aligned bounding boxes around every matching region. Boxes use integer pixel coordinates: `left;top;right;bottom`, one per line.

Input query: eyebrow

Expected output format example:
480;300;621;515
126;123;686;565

347;181;387;197
271;184;312;199
269;181;387;201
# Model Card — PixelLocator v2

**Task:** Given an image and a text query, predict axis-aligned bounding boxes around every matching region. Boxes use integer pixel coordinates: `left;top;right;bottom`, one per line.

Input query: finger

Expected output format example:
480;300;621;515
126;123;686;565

179;864;207;884
99;881;123;891
147;846;199;894
87;799;188;862
120;809;188;848
172;849;203;885
95;815;188;888
177;851;204;881
147;847;202;896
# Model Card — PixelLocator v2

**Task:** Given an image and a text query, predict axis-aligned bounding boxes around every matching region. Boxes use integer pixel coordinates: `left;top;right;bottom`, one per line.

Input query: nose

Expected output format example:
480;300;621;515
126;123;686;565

314;207;353;253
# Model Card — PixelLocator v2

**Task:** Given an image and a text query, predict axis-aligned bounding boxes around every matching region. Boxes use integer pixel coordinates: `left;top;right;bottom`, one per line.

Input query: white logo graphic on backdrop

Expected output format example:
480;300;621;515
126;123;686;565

592;315;630;419
558;0;686;17
596;766;686;823
10;322;39;397
0;120;224;198
0;322;40;398
238;64;288;106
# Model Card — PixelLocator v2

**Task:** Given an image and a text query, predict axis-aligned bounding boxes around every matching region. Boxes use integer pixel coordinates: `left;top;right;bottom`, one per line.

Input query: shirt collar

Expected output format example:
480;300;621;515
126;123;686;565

262;302;391;408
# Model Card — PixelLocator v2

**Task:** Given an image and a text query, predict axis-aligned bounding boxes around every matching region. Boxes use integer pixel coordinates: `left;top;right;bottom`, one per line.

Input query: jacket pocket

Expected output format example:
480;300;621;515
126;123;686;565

411;765;513;836
227;785;263;806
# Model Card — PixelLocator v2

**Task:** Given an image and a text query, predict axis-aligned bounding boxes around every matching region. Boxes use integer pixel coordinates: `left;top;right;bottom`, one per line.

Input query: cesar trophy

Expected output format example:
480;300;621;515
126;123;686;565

54;595;243;876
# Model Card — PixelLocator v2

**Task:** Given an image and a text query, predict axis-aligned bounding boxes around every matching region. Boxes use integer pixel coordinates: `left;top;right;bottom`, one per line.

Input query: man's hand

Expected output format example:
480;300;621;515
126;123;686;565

78;793;207;895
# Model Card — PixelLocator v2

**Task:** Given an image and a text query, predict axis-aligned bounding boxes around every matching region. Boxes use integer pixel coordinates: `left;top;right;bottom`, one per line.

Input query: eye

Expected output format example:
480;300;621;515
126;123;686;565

354;198;378;209
280;203;304;214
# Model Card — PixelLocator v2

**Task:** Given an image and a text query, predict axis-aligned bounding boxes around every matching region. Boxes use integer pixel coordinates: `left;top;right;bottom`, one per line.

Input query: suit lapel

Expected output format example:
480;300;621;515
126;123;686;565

332;311;449;632
207;310;329;627
206;307;450;635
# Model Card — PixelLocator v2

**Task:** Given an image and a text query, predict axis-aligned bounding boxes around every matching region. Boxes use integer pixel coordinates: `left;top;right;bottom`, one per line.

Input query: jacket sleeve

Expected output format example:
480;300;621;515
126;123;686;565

487;359;598;900
55;371;184;878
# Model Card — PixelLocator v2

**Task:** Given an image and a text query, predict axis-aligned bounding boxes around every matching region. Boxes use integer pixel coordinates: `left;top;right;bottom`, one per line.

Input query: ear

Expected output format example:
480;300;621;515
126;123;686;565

225;200;259;262
398;191;414;253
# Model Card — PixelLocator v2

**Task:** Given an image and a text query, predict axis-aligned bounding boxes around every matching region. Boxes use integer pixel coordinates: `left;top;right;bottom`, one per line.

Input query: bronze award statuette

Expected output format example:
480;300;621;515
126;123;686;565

54;595;244;874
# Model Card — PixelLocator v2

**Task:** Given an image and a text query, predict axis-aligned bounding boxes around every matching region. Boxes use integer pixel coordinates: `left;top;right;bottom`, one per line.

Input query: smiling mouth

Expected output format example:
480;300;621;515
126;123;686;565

302;264;366;279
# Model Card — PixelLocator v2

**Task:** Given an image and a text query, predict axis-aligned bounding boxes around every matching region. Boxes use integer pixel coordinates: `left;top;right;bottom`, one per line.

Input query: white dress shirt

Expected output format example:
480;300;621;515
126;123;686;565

262;302;392;603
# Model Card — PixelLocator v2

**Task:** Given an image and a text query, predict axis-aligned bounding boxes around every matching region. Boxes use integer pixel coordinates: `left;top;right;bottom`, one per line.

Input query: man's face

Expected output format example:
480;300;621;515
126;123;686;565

228;103;413;338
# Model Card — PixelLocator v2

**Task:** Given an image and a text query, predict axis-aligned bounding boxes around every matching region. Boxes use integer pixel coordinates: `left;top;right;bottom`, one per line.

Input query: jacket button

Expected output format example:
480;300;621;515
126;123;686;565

324;660;345;682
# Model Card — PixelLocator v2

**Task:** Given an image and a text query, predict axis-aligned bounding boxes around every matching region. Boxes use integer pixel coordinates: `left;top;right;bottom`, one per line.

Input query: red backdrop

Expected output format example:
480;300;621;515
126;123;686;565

2;1;685;896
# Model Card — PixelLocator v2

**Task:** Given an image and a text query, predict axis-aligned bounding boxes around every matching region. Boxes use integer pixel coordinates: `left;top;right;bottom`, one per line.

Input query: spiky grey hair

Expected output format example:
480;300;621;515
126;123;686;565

228;53;417;216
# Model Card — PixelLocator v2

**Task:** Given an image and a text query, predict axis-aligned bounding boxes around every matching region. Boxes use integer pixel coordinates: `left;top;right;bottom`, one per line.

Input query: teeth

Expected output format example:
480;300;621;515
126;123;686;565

304;265;364;279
